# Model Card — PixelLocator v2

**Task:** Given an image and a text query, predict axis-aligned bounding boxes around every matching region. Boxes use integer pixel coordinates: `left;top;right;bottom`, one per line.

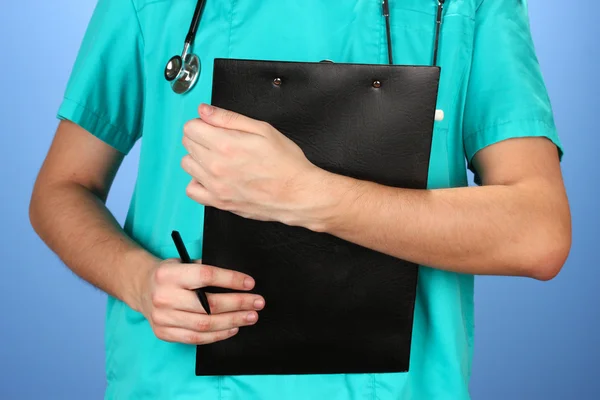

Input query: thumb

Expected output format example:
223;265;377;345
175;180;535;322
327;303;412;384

198;103;265;134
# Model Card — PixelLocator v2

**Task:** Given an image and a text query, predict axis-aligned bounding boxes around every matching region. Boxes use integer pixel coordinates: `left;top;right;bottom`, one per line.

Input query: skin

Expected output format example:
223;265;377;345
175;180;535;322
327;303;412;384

30;120;264;345
182;104;571;280
30;105;571;346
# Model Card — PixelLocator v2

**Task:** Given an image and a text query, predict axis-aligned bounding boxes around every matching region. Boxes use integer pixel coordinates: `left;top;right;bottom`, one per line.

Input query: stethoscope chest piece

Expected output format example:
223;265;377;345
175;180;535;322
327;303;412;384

165;0;206;94
165;52;200;94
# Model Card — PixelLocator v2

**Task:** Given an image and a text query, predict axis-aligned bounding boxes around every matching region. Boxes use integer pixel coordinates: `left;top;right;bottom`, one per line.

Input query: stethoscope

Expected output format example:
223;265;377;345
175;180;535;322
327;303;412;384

165;0;446;101
164;0;207;94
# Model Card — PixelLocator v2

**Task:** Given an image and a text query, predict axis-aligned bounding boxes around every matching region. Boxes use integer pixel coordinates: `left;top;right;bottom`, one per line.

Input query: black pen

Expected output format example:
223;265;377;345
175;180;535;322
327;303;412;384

171;230;212;315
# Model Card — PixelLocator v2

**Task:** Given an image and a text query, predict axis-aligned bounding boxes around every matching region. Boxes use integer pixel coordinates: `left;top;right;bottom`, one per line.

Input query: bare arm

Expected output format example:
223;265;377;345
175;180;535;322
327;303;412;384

30;121;265;344
318;137;571;281
29;120;152;309
181;105;571;281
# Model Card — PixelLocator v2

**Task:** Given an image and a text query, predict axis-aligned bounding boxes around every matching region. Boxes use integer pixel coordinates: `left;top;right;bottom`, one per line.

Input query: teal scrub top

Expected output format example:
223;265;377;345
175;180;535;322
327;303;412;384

57;0;563;399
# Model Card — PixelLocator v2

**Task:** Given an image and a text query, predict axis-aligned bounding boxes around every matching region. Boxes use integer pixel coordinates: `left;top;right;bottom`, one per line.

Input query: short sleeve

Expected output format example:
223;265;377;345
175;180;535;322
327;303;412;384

463;0;563;182
57;0;145;155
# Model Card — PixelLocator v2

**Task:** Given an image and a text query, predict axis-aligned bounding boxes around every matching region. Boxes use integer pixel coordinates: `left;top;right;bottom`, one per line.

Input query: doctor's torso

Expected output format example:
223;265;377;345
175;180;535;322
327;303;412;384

58;0;556;398
130;0;474;251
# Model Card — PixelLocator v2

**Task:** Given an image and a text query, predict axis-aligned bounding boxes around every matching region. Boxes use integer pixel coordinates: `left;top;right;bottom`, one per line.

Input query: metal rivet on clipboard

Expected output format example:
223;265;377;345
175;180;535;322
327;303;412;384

319;1;445;121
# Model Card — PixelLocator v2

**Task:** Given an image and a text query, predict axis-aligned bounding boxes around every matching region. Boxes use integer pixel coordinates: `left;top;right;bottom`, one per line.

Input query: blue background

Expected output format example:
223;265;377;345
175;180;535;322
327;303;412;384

1;1;598;399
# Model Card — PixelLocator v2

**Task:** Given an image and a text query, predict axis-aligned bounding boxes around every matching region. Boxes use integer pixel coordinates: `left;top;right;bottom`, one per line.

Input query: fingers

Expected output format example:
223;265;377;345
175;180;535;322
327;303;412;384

207;292;265;314
168;290;265;314
181;153;210;185
155;326;240;345
185;180;217;208
183;118;231;150
198;103;268;135
153;309;259;333
156;261;255;291
147;261;265;346
181;136;211;166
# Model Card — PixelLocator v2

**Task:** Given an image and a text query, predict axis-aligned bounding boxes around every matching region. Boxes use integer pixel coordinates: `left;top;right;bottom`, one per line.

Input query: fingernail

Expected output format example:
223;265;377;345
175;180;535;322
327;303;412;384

244;277;255;289
200;103;215;116
254;299;265;309
229;328;239;335
246;312;257;322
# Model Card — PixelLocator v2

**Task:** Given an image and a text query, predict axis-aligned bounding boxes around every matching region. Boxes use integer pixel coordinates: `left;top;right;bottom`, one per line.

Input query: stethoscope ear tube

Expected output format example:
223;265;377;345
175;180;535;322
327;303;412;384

433;0;445;66
165;0;445;95
185;0;207;45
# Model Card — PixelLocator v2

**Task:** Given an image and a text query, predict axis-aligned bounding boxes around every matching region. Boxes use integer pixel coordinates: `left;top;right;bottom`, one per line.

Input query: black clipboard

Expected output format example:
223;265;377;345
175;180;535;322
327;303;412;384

197;58;440;376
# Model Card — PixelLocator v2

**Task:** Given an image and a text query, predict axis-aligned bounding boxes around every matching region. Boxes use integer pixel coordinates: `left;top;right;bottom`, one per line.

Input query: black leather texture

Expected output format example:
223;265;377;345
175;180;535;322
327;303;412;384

197;59;441;376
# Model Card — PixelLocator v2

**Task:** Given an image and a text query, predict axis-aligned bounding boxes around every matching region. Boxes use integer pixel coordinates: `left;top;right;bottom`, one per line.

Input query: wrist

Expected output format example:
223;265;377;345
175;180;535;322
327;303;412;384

301;167;362;234
119;246;160;313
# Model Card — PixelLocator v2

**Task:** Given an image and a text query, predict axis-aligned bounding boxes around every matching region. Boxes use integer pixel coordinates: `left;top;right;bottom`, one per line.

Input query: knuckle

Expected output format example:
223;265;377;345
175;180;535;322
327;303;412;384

185;332;202;345
216;330;232;341
259;121;273;131
195;317;212;332
151;291;168;308
232;272;244;290
183;122;193;137
216;141;231;155
237;312;249;325
237;295;246;310
222;110;238;126
183;120;199;137
197;266;215;285
153;266;169;285
207;161;224;177
149;309;163;325
185;182;196;199
181;154;193;170
207;295;218;311
154;327;168;341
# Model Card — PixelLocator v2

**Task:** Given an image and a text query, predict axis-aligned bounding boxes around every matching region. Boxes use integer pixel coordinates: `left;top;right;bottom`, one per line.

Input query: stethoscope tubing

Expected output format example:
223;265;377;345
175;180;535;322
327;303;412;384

165;0;445;95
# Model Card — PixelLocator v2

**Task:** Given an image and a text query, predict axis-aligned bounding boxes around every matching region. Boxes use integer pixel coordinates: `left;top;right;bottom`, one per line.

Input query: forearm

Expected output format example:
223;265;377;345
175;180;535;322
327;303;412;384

314;172;570;280
29;181;157;311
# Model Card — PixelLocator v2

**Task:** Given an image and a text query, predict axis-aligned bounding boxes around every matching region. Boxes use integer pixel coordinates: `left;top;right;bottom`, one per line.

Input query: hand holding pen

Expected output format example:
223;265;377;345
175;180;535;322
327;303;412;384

171;230;212;315
136;231;265;345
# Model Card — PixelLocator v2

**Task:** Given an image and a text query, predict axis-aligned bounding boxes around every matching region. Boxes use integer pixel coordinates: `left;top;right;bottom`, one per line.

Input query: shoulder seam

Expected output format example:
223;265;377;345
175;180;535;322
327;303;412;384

129;0;145;46
137;0;170;14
